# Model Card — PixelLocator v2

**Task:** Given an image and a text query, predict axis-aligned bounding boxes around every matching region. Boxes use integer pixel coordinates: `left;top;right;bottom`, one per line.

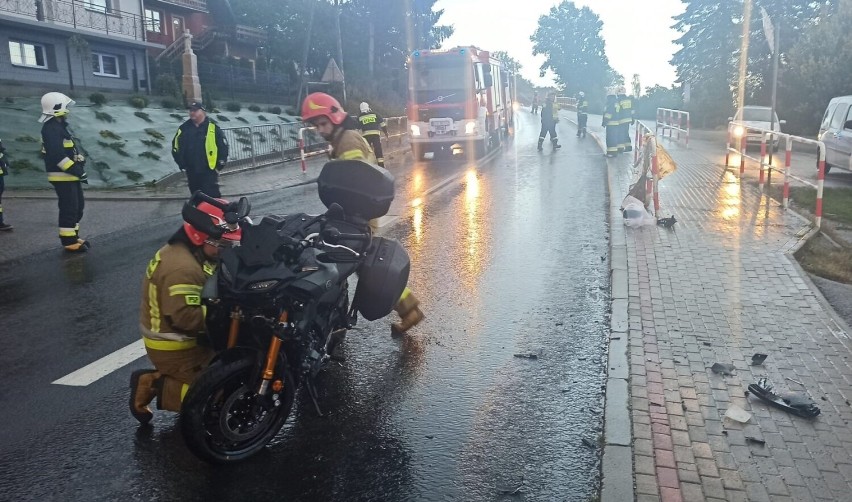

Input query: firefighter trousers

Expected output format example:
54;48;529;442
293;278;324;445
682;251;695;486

538;123;558;142
50;181;85;245
621;123;633;151
364;134;385;167
0;176;5;224
186;170;221;198
605;125;620;156
145;344;215;412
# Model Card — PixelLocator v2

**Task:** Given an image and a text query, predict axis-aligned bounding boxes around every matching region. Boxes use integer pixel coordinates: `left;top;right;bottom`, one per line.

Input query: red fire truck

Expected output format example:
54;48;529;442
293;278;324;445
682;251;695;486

407;46;515;160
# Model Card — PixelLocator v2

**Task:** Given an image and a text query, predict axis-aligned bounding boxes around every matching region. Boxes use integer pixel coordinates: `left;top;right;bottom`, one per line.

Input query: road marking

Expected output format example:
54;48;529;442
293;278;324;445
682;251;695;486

52;339;146;386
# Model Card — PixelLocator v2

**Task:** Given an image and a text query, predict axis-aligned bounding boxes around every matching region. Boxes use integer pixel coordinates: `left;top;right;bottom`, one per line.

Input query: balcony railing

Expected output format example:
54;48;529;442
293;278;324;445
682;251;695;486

148;0;207;12
0;0;145;41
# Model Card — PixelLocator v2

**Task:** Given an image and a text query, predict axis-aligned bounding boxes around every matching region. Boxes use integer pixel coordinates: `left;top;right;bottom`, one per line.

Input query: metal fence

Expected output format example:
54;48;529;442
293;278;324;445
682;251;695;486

0;0;145;40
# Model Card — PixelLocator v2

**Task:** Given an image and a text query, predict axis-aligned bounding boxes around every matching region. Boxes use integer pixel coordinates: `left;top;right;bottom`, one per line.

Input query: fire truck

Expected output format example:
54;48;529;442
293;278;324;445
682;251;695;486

407;46;515;160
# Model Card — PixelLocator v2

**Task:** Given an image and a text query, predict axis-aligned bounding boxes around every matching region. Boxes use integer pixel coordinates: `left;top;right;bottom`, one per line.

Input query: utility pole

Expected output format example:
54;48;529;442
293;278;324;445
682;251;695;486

296;0;316;110
736;0;752;114
335;0;347;105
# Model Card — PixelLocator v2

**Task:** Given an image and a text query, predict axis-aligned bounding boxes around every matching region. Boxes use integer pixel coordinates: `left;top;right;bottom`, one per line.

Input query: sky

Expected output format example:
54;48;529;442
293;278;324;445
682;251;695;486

434;0;685;93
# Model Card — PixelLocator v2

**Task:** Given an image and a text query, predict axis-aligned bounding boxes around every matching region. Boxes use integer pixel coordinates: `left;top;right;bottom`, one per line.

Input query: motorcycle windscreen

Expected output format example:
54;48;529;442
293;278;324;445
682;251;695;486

353;237;410;321
317;160;395;220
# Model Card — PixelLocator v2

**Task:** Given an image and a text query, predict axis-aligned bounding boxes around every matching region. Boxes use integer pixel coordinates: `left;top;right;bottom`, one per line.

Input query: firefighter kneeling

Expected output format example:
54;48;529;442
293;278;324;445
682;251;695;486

129;201;241;424
301;92;424;334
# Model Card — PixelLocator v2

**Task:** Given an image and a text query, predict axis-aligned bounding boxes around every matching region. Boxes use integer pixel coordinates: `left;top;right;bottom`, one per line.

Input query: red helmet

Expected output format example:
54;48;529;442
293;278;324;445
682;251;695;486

301;92;347;125
183;201;242;246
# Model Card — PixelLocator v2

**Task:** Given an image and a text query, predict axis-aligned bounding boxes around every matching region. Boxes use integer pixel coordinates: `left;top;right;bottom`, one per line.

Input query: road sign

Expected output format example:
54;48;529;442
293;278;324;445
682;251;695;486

761;7;775;53
321;58;344;83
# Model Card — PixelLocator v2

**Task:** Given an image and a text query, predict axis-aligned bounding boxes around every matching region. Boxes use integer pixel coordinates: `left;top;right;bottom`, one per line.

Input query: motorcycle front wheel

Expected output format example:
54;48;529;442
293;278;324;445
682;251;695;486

180;356;295;464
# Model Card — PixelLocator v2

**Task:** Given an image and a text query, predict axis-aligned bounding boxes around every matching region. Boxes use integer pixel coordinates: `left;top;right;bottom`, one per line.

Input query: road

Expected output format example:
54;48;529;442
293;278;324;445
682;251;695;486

0;111;610;501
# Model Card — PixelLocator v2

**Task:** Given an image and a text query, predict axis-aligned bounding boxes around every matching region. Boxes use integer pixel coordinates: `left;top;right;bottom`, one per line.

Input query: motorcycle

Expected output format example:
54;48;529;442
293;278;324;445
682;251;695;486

179;160;411;464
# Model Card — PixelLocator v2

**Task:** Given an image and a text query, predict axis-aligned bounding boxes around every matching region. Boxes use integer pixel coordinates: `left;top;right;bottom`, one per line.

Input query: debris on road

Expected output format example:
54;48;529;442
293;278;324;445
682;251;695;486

724;404;752;423
747;378;821;419
657;215;677;228
513;353;538;360
745;436;766;446
750;353;768;366
581;438;597;449
785;376;805;386
711;363;736;375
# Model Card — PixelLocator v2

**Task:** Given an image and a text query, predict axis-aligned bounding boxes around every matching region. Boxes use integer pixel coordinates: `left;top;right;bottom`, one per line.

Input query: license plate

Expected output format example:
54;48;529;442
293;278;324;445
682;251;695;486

436;126;447;134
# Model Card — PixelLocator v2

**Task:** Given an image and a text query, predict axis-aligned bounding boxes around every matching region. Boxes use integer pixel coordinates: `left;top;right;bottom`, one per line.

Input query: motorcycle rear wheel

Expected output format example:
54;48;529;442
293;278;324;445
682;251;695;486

180;356;295;464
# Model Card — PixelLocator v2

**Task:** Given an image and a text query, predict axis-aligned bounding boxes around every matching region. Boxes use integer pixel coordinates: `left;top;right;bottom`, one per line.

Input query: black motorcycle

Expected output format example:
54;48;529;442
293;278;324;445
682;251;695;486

179;160;410;464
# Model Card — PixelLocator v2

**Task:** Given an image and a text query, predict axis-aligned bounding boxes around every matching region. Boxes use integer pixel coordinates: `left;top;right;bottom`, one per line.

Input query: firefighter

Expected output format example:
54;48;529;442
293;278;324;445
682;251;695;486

39;92;88;252
531;92;539;114
576;91;589;138
0;139;12;231
129;201;241;424
617;87;634;152
172;101;229;198
537;92;561;151
603;93;621;158
301;92;424;335
358;102;388;167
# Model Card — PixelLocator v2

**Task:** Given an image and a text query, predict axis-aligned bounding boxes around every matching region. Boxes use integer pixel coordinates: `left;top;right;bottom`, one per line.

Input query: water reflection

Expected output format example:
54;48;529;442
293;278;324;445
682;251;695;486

463;169;482;282
720;172;741;220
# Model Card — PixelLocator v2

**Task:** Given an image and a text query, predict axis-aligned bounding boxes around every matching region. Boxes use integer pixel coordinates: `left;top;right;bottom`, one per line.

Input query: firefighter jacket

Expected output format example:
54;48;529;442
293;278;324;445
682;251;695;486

139;241;216;351
603;98;621;127
358;112;387;137
330;128;378;163
618;94;634;125
172;118;229;174
577;98;589;115
41;118;84;182
541;101;560;126
0;140;7;176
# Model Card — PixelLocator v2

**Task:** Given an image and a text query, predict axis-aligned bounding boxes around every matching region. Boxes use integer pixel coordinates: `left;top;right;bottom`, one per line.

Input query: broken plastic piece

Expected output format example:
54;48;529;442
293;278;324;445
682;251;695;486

745;436;766;446
747;378;821;419
750;353;768;366
711;363;735;375
724;404;752;423
657;215;677;228
513;353;538;360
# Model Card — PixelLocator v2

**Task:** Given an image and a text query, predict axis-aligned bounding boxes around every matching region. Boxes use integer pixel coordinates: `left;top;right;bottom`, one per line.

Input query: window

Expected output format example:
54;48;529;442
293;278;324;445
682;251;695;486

85;0;110;13
144;9;162;33
92;52;119;77
9;41;47;69
821;103;838;129
845;106;852;131
830;104;849;130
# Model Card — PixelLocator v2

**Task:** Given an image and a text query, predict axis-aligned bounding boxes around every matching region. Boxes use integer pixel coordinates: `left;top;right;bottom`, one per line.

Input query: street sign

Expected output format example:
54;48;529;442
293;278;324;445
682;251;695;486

761;7;775;53
321;58;344;83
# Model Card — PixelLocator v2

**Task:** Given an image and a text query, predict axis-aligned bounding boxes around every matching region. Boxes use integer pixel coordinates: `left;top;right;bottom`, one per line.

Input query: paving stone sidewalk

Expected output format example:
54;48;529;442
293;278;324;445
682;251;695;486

603;130;852;501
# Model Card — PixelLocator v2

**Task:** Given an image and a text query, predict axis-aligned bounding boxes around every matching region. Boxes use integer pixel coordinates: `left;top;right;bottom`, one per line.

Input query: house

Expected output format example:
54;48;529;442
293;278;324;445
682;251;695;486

0;0;155;93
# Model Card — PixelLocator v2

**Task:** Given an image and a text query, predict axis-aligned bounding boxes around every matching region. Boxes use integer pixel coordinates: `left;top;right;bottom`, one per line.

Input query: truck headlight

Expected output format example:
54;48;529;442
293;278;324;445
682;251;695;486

410;124;421;137
464;121;476;134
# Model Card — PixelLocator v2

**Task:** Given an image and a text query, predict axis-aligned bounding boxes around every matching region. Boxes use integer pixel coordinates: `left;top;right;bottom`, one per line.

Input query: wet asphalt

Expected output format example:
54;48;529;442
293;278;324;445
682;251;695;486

0;112;611;501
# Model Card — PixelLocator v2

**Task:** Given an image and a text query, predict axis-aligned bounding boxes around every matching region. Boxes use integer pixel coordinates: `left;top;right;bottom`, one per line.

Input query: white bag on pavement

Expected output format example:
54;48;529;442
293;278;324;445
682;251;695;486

621;195;656;227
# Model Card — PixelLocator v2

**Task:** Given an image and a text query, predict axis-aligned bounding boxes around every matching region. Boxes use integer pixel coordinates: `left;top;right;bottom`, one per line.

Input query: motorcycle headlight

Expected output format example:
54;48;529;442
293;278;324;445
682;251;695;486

248;280;280;291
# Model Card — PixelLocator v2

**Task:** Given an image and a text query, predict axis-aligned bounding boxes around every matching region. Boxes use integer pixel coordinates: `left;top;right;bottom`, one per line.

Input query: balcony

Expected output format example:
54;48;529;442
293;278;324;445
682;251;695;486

234;24;265;43
0;0;145;41
147;0;207;13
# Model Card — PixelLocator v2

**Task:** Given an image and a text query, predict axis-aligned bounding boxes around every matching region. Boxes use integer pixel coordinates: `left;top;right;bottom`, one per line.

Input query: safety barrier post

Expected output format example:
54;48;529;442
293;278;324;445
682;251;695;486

655;109;661;136
816;143;826;228
759;133;767;188
668;110;673;138
298;126;311;173
686;113;691;147
651;141;660;216
676;113;682;141
782;135;792;209
634;125;641;165
739;135;746;177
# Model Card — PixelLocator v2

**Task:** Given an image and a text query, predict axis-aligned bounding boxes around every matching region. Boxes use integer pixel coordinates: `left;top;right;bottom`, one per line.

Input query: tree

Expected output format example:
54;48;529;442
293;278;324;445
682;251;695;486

493;51;537;104
530;1;613;105
68;34;90;89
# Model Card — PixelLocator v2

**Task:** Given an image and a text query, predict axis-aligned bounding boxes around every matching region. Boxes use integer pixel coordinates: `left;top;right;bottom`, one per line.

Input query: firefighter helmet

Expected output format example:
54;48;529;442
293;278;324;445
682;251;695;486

617;86;626;94
184;201;242;246
359;102;370;113
578;91;585;97
39;92;75;123
301;92;348;125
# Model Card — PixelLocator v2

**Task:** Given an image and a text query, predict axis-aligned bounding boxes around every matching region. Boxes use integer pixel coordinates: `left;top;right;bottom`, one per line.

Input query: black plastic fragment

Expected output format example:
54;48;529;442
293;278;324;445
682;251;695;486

747;378;821;419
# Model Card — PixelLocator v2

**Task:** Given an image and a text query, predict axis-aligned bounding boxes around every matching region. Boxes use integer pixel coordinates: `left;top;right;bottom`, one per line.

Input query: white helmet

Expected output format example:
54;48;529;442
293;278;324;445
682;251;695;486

578;91;585;97
39;92;75;123
359;102;370;113
617;86;626;94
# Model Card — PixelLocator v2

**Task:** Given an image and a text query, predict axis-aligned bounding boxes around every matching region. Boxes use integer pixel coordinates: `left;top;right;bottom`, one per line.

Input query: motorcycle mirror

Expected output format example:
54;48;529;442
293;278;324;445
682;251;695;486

326;202;345;221
237;197;251;218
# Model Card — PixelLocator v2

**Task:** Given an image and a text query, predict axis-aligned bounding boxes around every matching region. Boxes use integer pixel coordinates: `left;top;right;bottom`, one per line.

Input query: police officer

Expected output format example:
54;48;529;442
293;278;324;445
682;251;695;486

40;92;88;252
537;92;561;151
617;87;634;152
0;138;12;231
603;92;621;158
129;201;241;424
576;91;589;138
172;101;229;197
358;102;388;167
301;92;424;335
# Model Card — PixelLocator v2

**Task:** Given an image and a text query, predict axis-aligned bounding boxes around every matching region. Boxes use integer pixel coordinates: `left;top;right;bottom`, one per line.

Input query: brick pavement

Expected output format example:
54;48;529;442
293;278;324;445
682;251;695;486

596;119;852;501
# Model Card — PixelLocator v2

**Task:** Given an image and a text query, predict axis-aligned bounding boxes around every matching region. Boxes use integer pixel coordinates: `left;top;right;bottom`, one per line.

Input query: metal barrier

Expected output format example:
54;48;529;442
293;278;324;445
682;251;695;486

556;96;579;111
220;122;326;171
725;121;827;227
656;108;690;146
634;121;660;216
295;116;410;169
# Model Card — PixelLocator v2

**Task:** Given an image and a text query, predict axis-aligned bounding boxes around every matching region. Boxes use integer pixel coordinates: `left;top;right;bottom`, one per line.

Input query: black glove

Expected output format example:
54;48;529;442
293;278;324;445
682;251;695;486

68;163;87;183
78;171;89;184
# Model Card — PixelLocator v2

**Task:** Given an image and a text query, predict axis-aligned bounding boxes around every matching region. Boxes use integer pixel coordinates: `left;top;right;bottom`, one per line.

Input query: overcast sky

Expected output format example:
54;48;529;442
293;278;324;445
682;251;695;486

434;0;685;92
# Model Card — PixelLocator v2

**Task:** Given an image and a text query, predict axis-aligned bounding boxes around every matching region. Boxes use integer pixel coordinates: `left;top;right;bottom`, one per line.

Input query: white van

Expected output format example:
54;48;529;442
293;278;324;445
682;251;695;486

818;96;852;174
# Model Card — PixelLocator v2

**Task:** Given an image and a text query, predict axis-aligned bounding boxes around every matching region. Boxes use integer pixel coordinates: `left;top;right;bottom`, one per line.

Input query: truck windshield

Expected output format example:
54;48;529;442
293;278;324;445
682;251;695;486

411;57;468;104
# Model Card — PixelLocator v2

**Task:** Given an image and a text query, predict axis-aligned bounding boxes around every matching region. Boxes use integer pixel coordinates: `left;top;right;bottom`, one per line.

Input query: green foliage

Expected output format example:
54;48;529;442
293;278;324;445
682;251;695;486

154;74;181;98
129;95;148;109
634;85;684;120
3;97;12;103
267;106;282;115
139;151;161;161
15;134;39;143
144;129;165;140
253;131;267;142
141;139;163;149
99;130;122;140
95;111;114;123
161;98;181;109
225;102;242;112
9;158;39;173
97;140;130;157
89;93;107;106
248;104;261;112
120;170;144;182
93;161;110;171
170;113;184;120
134;111;153;123
236;117;249;123
258;115;268;121
216;114;231;122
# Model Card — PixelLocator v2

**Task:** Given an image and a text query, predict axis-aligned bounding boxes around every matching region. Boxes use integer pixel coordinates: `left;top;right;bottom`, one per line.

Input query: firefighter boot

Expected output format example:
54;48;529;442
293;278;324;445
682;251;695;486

552;139;562;149
537;139;544;151
63;242;88;253
391;291;424;336
129;369;160;425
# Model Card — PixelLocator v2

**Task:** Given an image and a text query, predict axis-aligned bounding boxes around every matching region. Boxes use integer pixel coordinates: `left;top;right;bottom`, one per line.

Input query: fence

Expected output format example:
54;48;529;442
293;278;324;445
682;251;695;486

157;59;293;103
656;108;690;146
725;121;827;228
556;96;579;111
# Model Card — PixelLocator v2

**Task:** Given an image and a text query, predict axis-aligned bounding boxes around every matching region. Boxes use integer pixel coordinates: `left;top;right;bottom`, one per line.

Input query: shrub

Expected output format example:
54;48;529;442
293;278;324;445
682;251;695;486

9;158;39;173
236;137;251;145
153;74;180;98
258;115;268;121
15;134;39;142
161;98;181;109
248;104;261;112
97;140;130;157
144;129;165;140
216;114;231;122
95;111;114;123
141;139;163;149
88;92;107;106
99;130;122;140
121;170;143;182
170;113;184;121
267;106;282;115
236;116;249;123
225;102;241;112
134;111;153;123
139;151;161;161
128;95;148;109
93;161;110;171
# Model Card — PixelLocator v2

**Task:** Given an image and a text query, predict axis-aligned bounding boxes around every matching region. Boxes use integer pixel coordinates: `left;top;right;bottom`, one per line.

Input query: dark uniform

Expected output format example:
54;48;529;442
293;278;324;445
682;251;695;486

0;139;10;230
603;95;621;157
41;117;86;247
618;93;634;152
576;95;589;138
538;96;561;150
358;111;388;167
531;94;539;114
171;118;229;197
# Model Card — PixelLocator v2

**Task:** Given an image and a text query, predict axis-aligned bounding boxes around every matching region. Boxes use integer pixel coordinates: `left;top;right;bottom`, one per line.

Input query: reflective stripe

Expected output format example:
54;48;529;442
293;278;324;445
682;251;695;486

205;122;217;169
180;383;190;401
63;139;75;148
48;172;78;182
59;228;77;237
339;149;366;160
146;250;161;279
148;283;161;332
203;262;216;275
399;287;411;301
168;284;202;296
362;130;381;136
172;129;182;153
58;157;74;170
142;336;197;351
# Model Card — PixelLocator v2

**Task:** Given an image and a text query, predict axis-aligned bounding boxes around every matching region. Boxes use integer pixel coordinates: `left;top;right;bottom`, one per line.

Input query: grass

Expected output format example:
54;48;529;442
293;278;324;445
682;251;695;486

99;130;122;141
236;137;251;145
258;115;268;121
170;113;184;121
97;140;130;157
236;117;249;124
95;111;114;123
795;234;852;283
216;115;231;122
15;134;39;142
141;139;163;149
134;111;153;123
120;170;143;182
9;158;39;173
93;161;110;172
144;129;165;141
139;151;161;161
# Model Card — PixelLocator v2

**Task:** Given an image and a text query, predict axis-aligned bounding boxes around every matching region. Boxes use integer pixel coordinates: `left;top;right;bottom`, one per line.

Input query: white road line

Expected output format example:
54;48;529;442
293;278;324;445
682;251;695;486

52;339;147;387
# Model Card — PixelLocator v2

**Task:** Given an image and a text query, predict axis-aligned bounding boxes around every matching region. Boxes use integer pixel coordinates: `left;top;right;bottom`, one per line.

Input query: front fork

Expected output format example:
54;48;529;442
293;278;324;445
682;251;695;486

257;310;288;396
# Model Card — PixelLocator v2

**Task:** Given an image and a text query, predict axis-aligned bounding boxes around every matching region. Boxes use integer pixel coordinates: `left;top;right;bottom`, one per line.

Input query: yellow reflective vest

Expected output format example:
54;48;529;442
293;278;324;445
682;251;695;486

330;129;377;163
